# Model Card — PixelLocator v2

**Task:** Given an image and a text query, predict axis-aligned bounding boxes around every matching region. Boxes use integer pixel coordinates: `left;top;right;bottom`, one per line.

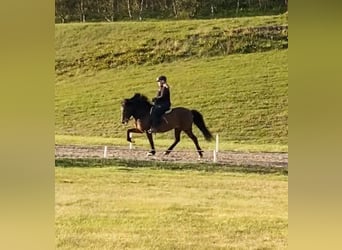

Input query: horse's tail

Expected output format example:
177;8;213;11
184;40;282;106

191;110;213;141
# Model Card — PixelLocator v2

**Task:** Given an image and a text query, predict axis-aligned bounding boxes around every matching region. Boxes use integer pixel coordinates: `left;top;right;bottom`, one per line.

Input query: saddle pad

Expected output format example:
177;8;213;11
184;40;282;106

165;109;172;114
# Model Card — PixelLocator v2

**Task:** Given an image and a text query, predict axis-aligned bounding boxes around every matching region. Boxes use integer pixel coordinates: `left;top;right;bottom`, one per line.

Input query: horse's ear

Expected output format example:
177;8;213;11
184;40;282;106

133;93;140;98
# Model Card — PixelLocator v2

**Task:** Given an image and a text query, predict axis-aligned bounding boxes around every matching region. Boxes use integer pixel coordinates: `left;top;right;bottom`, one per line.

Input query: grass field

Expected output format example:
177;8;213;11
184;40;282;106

55;134;288;153
55;166;288;249
55;49;287;147
55;14;288;250
55;13;287;75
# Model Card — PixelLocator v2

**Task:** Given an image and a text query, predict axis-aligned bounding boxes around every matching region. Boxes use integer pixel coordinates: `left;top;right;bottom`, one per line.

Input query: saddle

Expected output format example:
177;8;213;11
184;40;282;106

160;109;172;124
150;107;172;128
164;108;172;114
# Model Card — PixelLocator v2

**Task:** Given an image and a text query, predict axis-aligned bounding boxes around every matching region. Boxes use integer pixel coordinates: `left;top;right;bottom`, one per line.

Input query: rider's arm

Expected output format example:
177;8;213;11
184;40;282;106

155;85;168;99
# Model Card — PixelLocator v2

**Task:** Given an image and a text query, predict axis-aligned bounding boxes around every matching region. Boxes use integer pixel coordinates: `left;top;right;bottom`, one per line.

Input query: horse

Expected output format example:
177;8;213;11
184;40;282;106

121;93;213;158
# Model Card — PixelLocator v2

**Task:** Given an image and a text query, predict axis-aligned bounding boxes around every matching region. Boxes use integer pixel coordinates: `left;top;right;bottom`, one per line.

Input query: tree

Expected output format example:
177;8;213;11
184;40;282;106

126;0;132;19
54;0;288;22
55;0;78;23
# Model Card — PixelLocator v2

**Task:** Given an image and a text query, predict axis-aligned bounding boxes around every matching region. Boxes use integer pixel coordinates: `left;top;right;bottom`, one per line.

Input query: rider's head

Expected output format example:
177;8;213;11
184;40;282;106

156;75;167;84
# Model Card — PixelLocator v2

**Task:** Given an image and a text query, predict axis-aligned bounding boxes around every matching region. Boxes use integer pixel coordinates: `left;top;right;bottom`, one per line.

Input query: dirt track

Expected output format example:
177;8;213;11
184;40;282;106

55;145;288;168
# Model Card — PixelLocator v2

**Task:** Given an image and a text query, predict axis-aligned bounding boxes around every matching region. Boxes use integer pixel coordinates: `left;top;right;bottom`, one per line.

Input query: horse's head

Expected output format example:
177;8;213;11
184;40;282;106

121;93;152;124
121;98;134;124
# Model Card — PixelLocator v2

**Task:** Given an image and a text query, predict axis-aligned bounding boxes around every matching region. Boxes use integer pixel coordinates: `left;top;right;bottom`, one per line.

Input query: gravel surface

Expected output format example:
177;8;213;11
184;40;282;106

55;145;288;168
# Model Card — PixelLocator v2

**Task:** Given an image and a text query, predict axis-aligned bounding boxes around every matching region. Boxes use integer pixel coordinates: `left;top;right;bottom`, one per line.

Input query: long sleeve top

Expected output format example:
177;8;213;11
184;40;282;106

154;84;171;107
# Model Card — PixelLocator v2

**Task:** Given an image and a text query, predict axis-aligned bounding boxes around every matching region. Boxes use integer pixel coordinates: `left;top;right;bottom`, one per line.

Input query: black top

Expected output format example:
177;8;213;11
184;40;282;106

154;84;171;107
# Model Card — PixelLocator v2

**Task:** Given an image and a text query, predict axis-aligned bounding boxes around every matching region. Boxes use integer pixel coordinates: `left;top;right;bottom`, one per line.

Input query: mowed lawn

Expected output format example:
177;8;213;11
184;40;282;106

55;167;287;249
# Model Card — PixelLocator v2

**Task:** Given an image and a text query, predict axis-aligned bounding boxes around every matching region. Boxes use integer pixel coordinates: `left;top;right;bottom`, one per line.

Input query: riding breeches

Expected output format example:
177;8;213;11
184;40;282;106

150;104;170;127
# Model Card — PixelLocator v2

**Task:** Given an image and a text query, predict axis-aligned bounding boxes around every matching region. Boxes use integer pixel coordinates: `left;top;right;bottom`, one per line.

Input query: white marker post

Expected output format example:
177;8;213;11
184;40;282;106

213;134;219;163
129;132;133;150
103;146;108;158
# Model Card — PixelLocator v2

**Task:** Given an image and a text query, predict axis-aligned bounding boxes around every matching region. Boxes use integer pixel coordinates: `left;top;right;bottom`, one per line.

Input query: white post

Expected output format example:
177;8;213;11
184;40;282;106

213;150;217;163
129;132;133;150
215;134;219;153
103;146;108;158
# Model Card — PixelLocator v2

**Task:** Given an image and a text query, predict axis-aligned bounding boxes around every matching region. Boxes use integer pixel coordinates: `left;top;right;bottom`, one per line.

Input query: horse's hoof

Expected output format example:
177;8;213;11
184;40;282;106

147;151;155;156
163;151;170;156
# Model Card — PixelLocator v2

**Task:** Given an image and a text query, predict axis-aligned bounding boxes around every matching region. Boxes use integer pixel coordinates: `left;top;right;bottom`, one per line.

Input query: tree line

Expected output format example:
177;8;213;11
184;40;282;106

55;0;288;23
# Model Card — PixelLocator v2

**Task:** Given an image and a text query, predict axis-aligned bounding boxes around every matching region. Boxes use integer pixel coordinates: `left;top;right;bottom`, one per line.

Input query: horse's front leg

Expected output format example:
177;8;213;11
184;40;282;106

126;128;142;143
146;132;156;156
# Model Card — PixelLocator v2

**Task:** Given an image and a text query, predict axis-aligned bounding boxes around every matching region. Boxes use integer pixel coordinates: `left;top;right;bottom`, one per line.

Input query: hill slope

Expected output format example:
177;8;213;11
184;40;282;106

55;14;287;76
55;15;288;149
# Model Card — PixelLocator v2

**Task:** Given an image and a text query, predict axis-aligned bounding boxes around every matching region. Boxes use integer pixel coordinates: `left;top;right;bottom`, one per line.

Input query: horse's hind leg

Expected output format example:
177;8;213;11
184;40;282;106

184;129;203;158
164;129;181;155
146;132;156;156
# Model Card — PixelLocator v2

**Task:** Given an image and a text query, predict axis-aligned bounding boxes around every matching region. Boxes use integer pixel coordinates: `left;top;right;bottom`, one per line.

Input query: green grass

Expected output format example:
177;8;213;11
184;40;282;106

55;134;288;152
55;50;288;145
55;13;287;75
55;14;288;151
55;158;288;175
55;166;288;249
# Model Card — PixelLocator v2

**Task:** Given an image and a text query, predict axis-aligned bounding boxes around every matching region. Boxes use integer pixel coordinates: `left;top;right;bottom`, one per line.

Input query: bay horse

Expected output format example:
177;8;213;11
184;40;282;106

121;93;213;157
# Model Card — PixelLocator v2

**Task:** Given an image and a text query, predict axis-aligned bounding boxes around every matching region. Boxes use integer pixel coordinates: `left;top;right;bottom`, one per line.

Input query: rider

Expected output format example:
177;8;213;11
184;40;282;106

148;75;171;133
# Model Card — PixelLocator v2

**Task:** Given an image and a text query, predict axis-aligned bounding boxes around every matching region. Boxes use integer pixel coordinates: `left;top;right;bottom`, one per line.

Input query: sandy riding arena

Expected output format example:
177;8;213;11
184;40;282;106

55;145;287;168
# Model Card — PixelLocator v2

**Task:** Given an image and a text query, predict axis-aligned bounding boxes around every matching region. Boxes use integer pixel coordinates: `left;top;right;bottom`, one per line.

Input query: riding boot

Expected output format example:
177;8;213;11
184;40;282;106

148;118;160;133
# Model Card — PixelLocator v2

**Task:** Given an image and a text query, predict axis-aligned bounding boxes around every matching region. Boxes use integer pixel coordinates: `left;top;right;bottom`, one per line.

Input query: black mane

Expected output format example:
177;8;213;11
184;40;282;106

130;93;151;105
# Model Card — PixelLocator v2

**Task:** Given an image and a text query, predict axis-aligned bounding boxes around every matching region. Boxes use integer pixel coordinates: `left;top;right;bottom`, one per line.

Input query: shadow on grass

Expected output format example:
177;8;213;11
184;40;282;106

55;158;288;175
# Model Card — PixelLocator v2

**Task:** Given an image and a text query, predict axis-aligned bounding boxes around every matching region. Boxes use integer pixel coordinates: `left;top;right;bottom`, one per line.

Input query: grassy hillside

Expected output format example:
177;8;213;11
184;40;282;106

55;14;287;76
56;166;288;249
55;14;288;151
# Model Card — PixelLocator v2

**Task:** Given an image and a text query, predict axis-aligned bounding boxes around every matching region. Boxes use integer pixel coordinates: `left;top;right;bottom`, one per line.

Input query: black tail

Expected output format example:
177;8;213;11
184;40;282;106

191;110;213;141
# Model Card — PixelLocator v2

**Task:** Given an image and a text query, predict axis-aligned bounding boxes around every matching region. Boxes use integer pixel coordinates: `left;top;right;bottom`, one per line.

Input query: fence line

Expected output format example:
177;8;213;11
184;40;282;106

54;134;221;163
55;141;288;167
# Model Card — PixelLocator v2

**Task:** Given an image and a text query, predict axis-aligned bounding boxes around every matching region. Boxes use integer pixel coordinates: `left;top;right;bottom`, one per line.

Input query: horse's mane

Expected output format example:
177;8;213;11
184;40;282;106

130;93;151;105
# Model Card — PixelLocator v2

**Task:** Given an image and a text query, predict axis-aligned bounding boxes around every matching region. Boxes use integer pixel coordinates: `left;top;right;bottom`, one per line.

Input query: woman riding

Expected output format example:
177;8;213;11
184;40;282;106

148;75;171;133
